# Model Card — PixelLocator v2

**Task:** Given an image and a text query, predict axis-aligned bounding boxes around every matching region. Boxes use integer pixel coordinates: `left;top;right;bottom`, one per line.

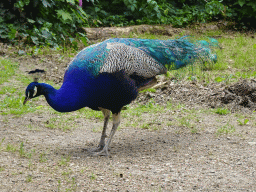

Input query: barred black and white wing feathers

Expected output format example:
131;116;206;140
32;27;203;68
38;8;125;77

99;42;167;78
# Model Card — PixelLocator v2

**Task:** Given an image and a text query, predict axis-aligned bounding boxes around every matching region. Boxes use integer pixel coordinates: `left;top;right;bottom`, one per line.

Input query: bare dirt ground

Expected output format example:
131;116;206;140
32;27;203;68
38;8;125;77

0;36;256;191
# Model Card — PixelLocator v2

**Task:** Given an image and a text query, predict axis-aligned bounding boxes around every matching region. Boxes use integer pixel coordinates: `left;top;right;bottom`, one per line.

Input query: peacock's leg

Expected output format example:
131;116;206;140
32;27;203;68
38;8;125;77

89;108;111;152
92;112;120;156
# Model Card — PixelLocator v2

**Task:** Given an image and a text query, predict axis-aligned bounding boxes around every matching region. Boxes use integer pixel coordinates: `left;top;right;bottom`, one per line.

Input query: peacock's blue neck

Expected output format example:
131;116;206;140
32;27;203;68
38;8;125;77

40;82;88;112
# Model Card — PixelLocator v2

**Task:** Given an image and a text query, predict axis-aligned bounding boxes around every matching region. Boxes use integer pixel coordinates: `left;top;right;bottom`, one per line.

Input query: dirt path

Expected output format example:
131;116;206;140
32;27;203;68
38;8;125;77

0;108;255;191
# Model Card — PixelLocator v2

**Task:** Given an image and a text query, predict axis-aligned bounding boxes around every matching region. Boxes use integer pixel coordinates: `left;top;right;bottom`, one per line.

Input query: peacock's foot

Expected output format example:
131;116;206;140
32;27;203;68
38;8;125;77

91;147;110;156
88;145;104;153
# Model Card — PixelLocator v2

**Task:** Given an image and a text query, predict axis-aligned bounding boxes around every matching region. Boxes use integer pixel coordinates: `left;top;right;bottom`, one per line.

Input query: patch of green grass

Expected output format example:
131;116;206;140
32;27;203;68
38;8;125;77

237;118;249;126
141;123;150;129
0;60;32;116
6;143;17;152
0;137;5;148
39;152;47;163
214;108;230;115
223;35;255;69
44;117;74;132
78;108;104;120
0;58;59;116
138;99;163;112
0;86;17;95
58;156;70;166
123;99;164;120
80;168;86;173
57;180;61;191
140;88;156;93
18;142;35;158
16;73;33;85
26;175;33;182
62;171;72;176
216;123;235;135
45;118;58;129
0;58;19;84
0;72;41;115
90;172;97;180
19;142;25;157
0;94;38;116
165;101;173;110
28;161;34;170
178;117;194;128
190;127;198;134
175;103;185;110
27;123;40;131
0;166;5;172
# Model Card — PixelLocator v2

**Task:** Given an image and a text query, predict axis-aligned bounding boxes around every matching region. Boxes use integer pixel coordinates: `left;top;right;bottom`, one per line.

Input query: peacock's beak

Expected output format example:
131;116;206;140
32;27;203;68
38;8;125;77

23;97;30;105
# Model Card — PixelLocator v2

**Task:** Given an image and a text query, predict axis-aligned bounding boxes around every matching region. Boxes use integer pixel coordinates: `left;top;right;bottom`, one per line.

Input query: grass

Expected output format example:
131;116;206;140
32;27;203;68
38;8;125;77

6;143;17;152
0;137;5;149
216;123;236;135
44;116;75;131
0;58;61;116
39;152;47;163
0;166;5;172
0;59;40;116
58;155;70;166
19;142;25;157
214;108;230;115
26;175;33;182
19;142;35;159
78;108;104;120
140;88;157;93
90;172;97;180
178;117;193;128
237;118;249;126
0;58;19;84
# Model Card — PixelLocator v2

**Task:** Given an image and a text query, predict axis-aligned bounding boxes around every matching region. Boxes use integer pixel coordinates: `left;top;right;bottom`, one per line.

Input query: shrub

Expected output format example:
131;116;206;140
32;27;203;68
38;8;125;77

0;0;88;47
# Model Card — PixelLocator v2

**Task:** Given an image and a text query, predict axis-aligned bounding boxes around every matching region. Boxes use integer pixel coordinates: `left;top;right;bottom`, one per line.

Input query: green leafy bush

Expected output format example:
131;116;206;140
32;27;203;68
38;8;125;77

0;0;88;47
84;0;228;27
0;0;255;47
223;0;256;27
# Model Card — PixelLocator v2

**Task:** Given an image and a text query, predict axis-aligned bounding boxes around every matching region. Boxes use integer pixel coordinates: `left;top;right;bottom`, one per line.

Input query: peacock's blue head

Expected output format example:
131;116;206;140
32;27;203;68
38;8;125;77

23;82;42;105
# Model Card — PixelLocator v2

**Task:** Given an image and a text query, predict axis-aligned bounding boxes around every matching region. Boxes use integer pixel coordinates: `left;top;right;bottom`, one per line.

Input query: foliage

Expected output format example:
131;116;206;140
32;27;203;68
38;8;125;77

222;0;256;27
0;0;88;47
84;0;255;28
0;0;255;47
84;0;229;27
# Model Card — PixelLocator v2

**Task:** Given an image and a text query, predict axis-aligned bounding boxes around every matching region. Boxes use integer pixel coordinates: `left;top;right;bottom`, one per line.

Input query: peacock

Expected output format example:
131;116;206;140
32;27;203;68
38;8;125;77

23;37;217;156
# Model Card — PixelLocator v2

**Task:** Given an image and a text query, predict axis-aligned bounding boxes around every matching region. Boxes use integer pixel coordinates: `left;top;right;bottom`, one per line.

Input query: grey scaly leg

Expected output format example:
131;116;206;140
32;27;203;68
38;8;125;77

92;112;121;156
89;108;111;152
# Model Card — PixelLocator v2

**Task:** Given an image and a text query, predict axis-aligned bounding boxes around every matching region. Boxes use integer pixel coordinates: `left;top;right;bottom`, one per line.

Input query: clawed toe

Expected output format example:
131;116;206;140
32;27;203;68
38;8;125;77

88;145;104;153
91;147;110;156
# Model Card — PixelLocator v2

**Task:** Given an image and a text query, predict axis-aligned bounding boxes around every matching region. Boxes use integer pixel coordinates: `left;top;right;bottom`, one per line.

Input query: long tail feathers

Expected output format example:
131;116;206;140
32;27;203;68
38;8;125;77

108;36;219;70
138;36;219;70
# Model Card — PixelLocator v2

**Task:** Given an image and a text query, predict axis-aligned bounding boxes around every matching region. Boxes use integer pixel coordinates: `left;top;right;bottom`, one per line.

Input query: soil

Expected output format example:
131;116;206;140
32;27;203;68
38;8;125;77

0;35;256;191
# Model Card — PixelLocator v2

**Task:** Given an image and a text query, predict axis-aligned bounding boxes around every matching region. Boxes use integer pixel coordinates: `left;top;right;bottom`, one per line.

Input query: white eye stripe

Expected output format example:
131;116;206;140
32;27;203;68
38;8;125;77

33;87;37;97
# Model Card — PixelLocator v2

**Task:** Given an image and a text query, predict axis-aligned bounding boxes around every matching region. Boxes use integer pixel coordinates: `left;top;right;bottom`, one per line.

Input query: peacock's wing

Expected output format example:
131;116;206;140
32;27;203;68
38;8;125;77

65;40;167;80
99;42;167;78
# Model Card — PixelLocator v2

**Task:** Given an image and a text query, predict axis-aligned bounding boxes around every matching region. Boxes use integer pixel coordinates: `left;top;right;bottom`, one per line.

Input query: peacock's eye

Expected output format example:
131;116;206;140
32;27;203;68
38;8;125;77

33;87;37;97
